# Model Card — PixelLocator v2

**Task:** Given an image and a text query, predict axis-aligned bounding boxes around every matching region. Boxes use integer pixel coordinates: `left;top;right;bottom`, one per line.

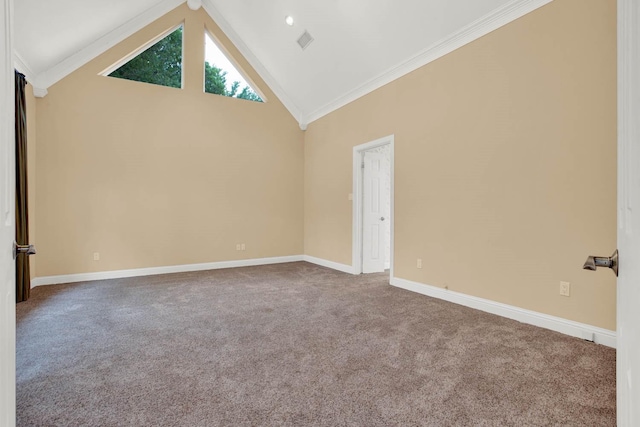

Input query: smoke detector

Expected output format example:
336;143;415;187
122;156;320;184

297;30;314;50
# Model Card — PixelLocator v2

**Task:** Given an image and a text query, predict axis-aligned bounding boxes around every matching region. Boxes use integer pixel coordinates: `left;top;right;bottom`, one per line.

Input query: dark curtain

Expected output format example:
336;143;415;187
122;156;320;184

15;71;30;303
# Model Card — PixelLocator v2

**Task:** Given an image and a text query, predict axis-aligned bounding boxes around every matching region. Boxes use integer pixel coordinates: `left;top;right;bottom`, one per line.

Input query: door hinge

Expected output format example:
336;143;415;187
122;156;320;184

361;162;365;169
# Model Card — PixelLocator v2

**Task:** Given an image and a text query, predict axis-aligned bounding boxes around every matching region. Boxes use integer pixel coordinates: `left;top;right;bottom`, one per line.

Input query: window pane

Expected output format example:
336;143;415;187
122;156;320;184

109;27;183;89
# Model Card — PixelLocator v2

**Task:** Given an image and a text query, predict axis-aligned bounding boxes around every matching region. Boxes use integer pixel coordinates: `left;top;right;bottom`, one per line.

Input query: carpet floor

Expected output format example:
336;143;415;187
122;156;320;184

16;262;615;426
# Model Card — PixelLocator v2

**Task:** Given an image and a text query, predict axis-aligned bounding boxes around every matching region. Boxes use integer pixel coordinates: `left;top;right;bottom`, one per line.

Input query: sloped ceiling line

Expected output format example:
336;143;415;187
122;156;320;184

13;52;34;80
16;0;307;129
200;0;306;129
186;0;202;10
13;51;45;95
28;0;184;93
15;0;552;129
304;0;553;124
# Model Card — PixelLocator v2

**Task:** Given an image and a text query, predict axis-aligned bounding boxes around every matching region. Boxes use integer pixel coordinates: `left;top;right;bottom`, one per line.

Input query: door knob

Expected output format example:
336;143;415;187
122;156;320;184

13;242;36;260
583;249;618;277
380;217;385;221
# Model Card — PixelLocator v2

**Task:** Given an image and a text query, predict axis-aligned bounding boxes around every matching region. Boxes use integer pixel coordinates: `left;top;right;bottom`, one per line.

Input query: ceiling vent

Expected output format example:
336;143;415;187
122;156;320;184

297;30;314;50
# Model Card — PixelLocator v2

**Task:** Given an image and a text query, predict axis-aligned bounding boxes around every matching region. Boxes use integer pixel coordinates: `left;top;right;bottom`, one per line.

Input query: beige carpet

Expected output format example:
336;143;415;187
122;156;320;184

16;262;615;426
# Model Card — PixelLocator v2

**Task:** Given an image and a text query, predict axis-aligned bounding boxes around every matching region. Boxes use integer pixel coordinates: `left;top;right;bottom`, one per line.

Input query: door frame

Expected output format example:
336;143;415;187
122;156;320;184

617;0;638;424
352;135;394;276
0;0;15;425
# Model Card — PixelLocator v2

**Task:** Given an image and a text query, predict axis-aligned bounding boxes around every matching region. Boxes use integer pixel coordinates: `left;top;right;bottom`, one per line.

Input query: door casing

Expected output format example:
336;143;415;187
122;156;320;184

0;0;16;425
617;0;639;424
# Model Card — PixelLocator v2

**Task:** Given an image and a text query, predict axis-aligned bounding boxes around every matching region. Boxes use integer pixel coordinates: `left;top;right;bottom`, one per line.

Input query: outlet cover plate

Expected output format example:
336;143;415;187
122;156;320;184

560;281;570;297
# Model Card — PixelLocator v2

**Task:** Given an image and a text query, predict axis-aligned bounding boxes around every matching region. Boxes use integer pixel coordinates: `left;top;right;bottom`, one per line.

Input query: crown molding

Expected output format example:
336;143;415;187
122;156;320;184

34;0;184;90
98;23;183;77
26;0;305;128
303;0;554;125
32;86;48;98
13;51;35;81
14;52;48;97
201;0;305;129
18;0;550;125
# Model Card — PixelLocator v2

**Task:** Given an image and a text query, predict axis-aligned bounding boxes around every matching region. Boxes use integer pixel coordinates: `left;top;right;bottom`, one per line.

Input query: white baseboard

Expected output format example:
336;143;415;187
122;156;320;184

302;255;355;274
31;255;304;287
30;255;615;348
391;276;616;348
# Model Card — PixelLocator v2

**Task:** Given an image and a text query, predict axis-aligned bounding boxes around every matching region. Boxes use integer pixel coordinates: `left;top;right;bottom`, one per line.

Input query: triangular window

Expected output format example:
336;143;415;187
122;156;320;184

204;32;263;102
106;26;183;89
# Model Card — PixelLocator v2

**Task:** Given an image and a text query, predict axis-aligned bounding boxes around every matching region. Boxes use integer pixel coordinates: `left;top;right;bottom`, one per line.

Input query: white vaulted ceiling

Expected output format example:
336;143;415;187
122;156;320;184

15;0;162;76
13;0;552;126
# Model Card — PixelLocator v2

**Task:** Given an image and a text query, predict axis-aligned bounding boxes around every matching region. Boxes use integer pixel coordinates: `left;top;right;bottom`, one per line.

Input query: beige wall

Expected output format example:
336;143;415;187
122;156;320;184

26;84;36;279
304;0;617;329
33;0;617;330
34;4;304;277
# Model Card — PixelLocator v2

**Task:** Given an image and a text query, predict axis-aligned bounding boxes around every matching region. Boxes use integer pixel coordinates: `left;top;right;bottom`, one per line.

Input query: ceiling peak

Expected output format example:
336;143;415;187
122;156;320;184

187;0;202;11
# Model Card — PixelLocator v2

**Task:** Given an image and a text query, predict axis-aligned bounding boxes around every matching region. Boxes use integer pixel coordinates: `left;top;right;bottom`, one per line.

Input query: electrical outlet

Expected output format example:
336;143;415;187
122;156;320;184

93;252;100;261
241;243;246;251
236;244;241;251
560;281;570;297
417;258;422;269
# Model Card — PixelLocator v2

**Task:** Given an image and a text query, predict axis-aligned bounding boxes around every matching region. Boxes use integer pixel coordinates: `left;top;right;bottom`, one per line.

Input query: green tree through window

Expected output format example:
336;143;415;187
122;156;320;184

109;27;183;88
204;32;262;102
107;26;263;103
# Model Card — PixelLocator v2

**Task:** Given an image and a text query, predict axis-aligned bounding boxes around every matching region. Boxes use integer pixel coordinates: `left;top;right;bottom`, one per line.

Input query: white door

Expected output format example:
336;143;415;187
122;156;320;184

362;151;387;273
617;1;639;425
0;0;15;425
